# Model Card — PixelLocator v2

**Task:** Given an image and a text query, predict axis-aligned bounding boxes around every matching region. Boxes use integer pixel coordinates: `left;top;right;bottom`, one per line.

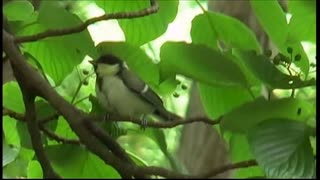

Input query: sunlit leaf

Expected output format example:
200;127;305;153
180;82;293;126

3;117;21;147
27;160;43;178
3;157;29;178
198;83;255;119
144;128;167;154
3;142;20;167
3;82;24;113
190;13;218;50
250;0;288;49
287;0;316;43
3;1;34;21
191;12;260;52
250;1;309;76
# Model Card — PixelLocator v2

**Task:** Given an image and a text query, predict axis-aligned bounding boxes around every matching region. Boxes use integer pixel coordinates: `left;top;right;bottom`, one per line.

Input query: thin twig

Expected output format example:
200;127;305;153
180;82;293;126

39;125;81;145
14;0;159;43
203;159;258;177
3;107;25;121
106;114;222;128
73;95;90;105
71;72;95;104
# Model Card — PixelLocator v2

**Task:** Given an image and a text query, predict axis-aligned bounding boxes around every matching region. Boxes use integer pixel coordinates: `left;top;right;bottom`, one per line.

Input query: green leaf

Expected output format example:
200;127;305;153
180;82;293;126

287;0;316;43
221;97;314;133
144;128;167;155
3;146;35;178
250;1;310;76
18;1;96;85
190;13;218;49
230;134;264;178
3;82;24;113
16;121;47;150
46;144;120;178
248;119;315;178
155;77;180;96
128;128;168;160
126;150;148;167
95;0;179;46
3;157;29;178
96;41;160;85
3;142;20;167
198;83;255;119
27;160;43;178
3;117;20;146
250;0;288;48
16;122;32;149
53;117;78;140
35;100;58;132
160;42;248;87
234;50;315;89
3;1;34;21
18;147;35;161
191;12;260;51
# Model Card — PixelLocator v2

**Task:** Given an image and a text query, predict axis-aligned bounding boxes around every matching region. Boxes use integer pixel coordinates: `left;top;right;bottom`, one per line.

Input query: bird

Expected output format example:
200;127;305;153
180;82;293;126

89;54;180;124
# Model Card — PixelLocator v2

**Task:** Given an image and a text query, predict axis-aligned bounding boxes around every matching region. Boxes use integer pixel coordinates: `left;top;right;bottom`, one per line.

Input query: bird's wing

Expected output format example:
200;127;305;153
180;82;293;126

119;69;163;108
120;69;180;121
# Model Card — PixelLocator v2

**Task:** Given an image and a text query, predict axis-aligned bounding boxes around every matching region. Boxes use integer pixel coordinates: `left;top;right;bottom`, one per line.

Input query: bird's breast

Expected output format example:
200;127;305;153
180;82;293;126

97;76;154;117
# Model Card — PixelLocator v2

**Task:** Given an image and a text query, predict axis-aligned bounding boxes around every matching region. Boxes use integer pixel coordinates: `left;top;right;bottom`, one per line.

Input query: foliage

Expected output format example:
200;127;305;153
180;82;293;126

3;0;315;178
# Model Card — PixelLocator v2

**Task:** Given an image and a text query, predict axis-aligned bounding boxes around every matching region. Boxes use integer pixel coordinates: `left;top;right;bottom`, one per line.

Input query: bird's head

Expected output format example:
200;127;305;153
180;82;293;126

89;54;123;77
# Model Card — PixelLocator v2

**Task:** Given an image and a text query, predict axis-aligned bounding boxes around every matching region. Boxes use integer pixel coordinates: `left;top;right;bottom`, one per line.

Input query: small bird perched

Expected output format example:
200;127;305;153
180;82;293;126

89;54;179;123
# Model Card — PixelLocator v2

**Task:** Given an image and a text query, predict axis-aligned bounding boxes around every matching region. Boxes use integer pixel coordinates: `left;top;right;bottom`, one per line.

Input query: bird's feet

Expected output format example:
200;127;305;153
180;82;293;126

139;114;148;130
103;113;110;121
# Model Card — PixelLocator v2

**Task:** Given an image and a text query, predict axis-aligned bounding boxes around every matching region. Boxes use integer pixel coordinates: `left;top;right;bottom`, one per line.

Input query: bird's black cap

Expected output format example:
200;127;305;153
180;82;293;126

96;54;122;65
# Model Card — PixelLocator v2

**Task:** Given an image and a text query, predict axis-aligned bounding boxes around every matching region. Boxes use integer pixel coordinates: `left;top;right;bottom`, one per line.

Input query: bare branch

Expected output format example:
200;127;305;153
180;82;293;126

105;114;222;128
39;125;81;145
21;93;61;178
14;0;159;43
203;159;258;177
3;107;25;121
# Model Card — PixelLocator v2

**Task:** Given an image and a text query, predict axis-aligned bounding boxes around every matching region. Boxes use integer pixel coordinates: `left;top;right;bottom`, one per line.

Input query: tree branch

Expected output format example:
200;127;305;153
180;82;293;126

14;0;159;43
203;159;258;177
3;106;59;124
105;114;222;128
21;93;61;178
39;125;81;145
3;107;25;121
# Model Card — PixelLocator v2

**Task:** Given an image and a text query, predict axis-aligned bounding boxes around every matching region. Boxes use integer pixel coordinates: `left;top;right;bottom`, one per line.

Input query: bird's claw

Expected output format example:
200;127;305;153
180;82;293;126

104;113;110;121
140;115;148;130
